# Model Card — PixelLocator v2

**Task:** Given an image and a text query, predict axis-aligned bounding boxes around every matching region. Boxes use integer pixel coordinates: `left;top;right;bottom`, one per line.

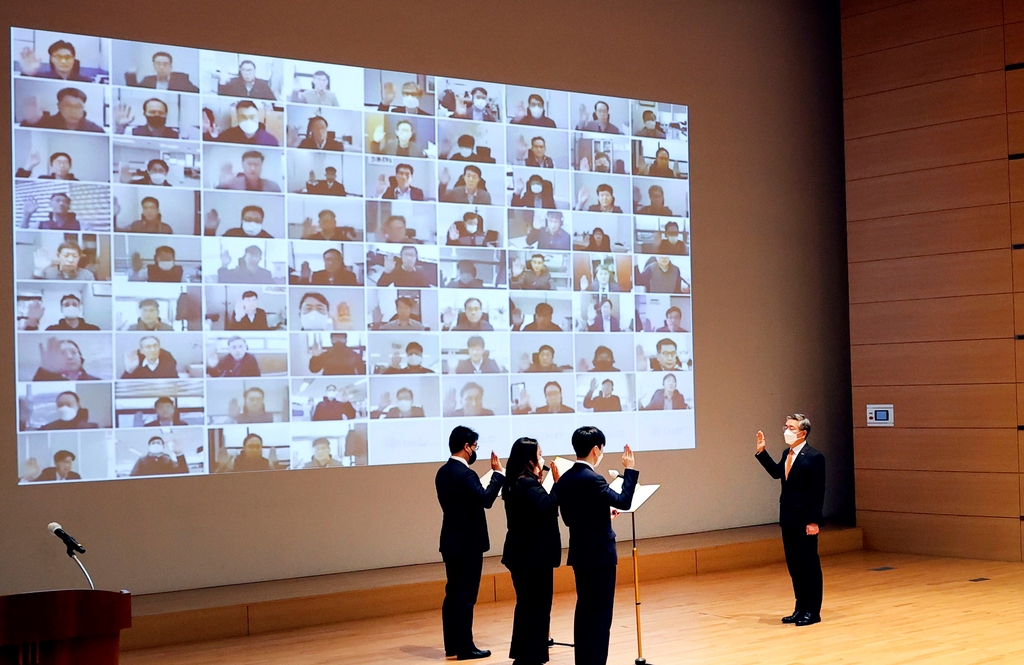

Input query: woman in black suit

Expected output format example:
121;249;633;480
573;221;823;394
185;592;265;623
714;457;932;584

501;437;561;665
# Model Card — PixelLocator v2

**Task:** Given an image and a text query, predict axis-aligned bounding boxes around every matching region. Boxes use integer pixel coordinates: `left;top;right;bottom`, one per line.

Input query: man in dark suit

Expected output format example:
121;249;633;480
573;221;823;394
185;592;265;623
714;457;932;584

755;413;826;626
32;450;81;482
435;426;505;661
217;60;276;100
556;426;638;665
380;163;425;200
455;336;502;374
125;51;199;92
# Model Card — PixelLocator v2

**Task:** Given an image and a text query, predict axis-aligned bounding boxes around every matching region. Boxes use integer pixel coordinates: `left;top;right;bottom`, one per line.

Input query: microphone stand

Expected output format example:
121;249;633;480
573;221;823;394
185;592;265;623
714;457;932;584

62;540;95;590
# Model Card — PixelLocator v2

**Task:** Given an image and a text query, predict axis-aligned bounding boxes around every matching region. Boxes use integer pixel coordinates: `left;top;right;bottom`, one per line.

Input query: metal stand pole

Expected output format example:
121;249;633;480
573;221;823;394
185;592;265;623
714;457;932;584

632;512;648;665
70;553;95;590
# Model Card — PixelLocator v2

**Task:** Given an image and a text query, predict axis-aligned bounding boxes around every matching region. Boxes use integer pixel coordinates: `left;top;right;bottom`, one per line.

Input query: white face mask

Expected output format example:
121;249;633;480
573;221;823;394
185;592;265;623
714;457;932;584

595;451;604;468
149;443;164;456
397;399;413;413
325;390;337;399
783;429;799;445
407;354;422;366
402;96;419;109
458;147;473;157
529;105;544;118
464;224;478;234
644;120;656;130
242;222;263;236
56;405;78;421
473;98;487;110
301;310;331;330
238;119;259;135
149;172;166;185
530;183;542;194
157;261;175;271
61;306;81;318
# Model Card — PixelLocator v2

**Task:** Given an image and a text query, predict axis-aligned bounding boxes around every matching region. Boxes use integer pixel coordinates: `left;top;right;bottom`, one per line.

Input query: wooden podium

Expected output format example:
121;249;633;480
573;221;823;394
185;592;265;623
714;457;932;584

0;589;131;664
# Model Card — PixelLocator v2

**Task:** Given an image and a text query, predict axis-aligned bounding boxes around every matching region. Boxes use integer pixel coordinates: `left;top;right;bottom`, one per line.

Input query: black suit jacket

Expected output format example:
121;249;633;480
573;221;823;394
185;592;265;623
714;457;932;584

501;475;561;569
33;467;81;482
557;463;638;567
130;72;199;92
436;458;503;556
755;445;825;529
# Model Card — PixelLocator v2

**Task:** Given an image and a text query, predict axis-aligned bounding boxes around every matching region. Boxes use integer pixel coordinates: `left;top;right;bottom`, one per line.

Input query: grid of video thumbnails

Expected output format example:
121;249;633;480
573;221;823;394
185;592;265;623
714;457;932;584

11;27;694;484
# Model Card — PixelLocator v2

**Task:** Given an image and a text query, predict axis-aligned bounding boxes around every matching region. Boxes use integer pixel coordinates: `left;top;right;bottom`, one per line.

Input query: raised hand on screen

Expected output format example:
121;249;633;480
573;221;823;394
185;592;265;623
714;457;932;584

123;350;140;374
621;444;635;469
438;167;451;186
38;338;68;373
447;222;461;243
756;430;766;453
511;307;524;329
21;95;43;125
577;356;592;372
511;257;525;277
310;339;324;356
518;387;531;411
19;300;44;330
169;438;184;456
531;213;545;230
441;307;456;329
514;177;526;197
454;95;470;117
19;48;42;76
206;347;220;367
577;103;588;126
130;252;145;274
382;254;397;273
204;209;221;235
517;352;531;373
300;261;312;282
515;134;529;162
590;377;598;394
113;103;135;132
381;81;396;106
33;247;54;275
219;249;232;268
233;299;247;322
513;101;527;123
302;217;316;238
220;162;235;185
376;173;388;197
23;196;40;219
585;302;597;325
371;305;383;327
578;273;590;292
20;458;41;483
576;186;590;210
372;123;386;144
444;387;457;414
579;156;591;173
378;391;391;411
23;152;42;173
112;196;121;220
635;344;647;370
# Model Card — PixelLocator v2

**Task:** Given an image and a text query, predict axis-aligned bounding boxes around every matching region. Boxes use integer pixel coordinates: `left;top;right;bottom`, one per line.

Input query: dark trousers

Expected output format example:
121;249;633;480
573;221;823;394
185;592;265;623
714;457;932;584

442;552;483;655
571;565;617;665
782;525;822;615
509;565;554;664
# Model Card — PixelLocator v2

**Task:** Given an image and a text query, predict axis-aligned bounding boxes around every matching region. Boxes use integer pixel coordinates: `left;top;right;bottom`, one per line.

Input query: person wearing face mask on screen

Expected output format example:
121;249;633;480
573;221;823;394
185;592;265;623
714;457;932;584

312;385;358;421
303;437;344;468
217;101;279;146
635;109;666;138
435;425;505;661
297;292;334;331
452;87;498;122
755;415;826;627
130;436;189;476
378;81;431;115
222;205;275;238
39;391;98;430
372;387;425;419
44;294;100;331
130;159;172;187
513;93;558;128
655;221;687;255
114;98;178;138
382;341;433;374
448;135;483;162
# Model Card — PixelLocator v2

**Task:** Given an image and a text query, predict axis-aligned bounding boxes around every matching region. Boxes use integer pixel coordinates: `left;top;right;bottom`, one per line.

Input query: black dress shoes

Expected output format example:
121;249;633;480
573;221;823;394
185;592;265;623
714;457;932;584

795;612;821;626
781;610;802;624
457;649;492;660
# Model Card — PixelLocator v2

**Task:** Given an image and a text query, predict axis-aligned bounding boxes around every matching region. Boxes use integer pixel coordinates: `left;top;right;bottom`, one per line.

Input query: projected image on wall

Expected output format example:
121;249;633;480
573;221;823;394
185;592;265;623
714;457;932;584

11;27;692;483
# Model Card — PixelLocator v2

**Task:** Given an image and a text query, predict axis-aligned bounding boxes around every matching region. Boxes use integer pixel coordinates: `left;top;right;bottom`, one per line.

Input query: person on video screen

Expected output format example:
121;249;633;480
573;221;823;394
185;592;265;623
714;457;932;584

451;86;498;122
207;336;262;377
645;338;685;372
524;211;569;250
635;110;666;139
295;70;338;106
377;296;425;330
31;450;81;482
298;115;345;151
381;341;433;374
312;385;358;420
584;227;611;252
513;94;557;128
524;136;554;168
511;253;552;291
577;184;622;214
515;381;574;414
638;256;686;294
378;163;424;201
642;373;689;410
580;264;623;294
125;51;199;92
439;165;491;205
138;246;183;283
309;333;366;375
647;148;676;178
449;135;484;163
587;298;620;332
40;294;100;331
302;210;356;241
217;101;279;146
376;246;432;288
226;433;273;472
446;260;485;288
20;87;103;132
126;196;173;234
309;248;357;285
128;298;173;331
585;346;620;373
131;436;189;476
146;396;188;427
656;306;688;333
510;175;555;209
371;119;425;157
21;192;79;231
38;391;98;430
303;437;344;468
379;215;421;244
655;221;687;255
297;292;335;330
447;381;494;417
523;303;562;332
234;386;274;423
307;166;347;196
525;345;568;373
220;205;275;239
32;339;98;381
226;291;270;330
128;159;172;187
583;378;622;412
217;150;281;192
455;335;500;374
16;152;79;180
122;335;179;379
114;97;178;138
32;242;95;281
18;40;91;82
218;60;276;100
372;387;425;419
637;185;674;216
378;81;431;115
445;213;489;248
218;245;276;284
448;297;494;331
576;100;621;134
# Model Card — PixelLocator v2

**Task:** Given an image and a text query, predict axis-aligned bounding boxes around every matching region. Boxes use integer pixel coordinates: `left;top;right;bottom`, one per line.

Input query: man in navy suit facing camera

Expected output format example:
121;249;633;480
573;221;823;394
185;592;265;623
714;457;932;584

755;413;826;627
435;426;505;660
556;426;638;665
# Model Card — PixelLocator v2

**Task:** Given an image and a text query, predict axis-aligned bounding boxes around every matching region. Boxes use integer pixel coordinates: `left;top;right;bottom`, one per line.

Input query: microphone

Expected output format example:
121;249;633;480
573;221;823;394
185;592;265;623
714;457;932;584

48;522;85;556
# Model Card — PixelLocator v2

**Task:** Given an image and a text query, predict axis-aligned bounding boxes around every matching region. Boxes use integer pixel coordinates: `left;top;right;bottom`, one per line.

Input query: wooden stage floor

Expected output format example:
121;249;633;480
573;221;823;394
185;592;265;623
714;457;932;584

121;550;1024;664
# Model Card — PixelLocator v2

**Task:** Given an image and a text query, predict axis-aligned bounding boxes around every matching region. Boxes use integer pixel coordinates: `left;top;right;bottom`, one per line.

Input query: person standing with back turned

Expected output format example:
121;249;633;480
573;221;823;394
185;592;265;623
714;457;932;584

754;413;826;626
556;426;638;665
436;425;505;660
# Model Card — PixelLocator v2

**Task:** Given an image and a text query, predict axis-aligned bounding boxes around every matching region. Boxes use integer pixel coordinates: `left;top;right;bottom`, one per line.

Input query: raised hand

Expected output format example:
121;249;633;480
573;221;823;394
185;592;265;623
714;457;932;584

438;167;451;186
24;152;42;173
302;216;315;237
511;257;525;277
756;430;766;453
514;177;525;196
233;300;246;322
448;223;461;242
33;247;54;274
590;377;598;393
577;357;593;372
636;344;647;370
379;391;391;410
310;340;324;356
517;352;531;373
219;249;232;268
515;134;529;161
578;274;590;292
578;103;588;126
621;444;635;469
372;123;386;144
24;196;40;218
576;186;590;209
381;81;396;106
39;338;66;373
382;254;397;273
441;306;456;328
444;387;457;414
371;305;383;326
113;103;135;132
376;173;388;197
19;47;42;76
21;300;44;330
206;347;220;367
21;95;43;125
518;387;531;410
123;350;140;374
513;101;527;122
454;95;470;117
579;156;591;172
511;308;524;328
204;209;221;234
532;214;545;230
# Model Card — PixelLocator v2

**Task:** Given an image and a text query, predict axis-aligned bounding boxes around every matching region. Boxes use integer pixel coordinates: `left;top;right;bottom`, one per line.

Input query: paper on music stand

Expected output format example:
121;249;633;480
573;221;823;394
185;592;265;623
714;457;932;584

480;469;495;488
609;475;660;513
542;456;576;492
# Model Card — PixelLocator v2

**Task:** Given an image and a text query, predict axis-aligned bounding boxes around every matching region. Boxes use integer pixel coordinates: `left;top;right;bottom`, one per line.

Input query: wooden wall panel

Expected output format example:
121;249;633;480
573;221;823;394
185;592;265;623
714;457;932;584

842;0;920;20
856;469;1020;517
844;72;1004;139
854;428;1019;472
1010;160;1024;202
857;511;1022;561
845;116;1007;180
843;27;1003;99
1006;70;1024;113
851;339;1015;386
849;294;1014;344
1006;22;1024;65
846;160;1008;221
847;249;1011;303
1008;113;1024;154
847;205;1009;262
851;384;1017;428
841;0;1001;59
1009;0;1024;25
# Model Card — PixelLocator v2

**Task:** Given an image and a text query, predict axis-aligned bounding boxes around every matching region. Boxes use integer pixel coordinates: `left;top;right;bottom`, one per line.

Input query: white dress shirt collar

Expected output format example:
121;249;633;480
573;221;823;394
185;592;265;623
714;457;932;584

450;455;469;467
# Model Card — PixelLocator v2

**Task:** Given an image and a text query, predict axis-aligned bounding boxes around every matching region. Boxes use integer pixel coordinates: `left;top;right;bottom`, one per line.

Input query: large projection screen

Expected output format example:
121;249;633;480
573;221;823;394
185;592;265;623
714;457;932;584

10;27;692;484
